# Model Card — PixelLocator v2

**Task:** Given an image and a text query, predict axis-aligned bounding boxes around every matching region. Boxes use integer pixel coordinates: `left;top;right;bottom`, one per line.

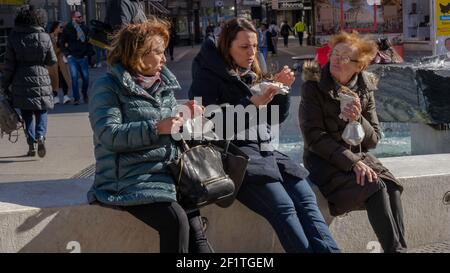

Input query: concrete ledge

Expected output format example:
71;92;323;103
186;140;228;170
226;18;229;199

1;154;450;253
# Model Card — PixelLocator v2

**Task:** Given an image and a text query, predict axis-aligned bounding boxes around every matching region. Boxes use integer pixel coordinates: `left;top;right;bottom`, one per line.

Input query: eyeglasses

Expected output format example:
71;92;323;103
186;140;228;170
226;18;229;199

329;52;359;64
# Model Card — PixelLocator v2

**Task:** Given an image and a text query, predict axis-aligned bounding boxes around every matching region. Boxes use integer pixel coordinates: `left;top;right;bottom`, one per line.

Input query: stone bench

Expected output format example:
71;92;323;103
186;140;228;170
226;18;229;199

1;154;449;253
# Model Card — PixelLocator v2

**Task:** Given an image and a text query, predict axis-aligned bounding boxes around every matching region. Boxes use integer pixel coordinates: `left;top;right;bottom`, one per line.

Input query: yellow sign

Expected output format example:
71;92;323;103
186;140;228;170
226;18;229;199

437;0;450;36
0;0;25;5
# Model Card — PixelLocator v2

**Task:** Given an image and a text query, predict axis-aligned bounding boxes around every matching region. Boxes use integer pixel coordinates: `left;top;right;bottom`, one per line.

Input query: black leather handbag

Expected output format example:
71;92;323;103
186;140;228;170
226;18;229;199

169;139;248;209
0;95;23;143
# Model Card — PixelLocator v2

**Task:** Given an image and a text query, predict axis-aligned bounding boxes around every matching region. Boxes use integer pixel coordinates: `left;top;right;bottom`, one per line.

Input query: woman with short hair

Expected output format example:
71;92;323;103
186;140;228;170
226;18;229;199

299;31;407;253
88;18;211;253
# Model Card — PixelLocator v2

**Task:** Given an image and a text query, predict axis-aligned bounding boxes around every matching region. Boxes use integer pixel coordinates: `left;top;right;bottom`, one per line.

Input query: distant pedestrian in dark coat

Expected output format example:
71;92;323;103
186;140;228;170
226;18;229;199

2;6;56;157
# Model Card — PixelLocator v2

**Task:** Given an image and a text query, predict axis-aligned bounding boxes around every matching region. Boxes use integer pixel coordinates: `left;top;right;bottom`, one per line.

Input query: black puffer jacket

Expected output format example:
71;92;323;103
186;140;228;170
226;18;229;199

2;26;56;110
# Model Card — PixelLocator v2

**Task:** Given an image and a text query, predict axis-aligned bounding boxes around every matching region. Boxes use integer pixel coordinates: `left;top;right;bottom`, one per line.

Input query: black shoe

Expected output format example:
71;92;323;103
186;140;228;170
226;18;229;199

73;100;80;105
37;136;46;158
27;144;36;157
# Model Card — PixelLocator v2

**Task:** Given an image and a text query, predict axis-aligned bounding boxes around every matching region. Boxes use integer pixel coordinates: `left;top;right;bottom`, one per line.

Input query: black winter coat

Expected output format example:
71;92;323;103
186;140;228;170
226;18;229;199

2;26;56;110
60;22;91;59
189;39;309;184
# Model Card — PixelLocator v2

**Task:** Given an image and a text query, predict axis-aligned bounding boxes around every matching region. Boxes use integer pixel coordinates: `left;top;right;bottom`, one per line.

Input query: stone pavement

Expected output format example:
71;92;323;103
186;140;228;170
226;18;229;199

0;39;315;183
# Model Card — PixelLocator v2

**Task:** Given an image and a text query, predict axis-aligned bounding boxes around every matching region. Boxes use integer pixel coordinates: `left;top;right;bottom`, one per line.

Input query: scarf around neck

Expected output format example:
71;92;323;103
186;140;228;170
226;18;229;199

235;66;258;86
333;73;358;94
72;22;86;42
132;73;161;95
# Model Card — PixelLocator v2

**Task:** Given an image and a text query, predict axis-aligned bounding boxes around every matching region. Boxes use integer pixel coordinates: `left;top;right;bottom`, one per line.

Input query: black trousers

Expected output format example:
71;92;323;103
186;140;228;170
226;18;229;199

125;202;213;253
283;35;289;47
365;180;407;253
298;32;304;46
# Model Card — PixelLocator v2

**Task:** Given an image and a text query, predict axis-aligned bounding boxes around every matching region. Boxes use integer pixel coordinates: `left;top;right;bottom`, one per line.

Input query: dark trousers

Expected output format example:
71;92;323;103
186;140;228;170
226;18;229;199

124;202;213;253
283;35;289;47
298;32;304;46
365;180;407;253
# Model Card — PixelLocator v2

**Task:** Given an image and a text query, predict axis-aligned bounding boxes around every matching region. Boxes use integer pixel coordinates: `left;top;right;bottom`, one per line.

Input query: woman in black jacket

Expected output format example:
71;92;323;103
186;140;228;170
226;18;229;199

2;6;56;157
189;18;339;253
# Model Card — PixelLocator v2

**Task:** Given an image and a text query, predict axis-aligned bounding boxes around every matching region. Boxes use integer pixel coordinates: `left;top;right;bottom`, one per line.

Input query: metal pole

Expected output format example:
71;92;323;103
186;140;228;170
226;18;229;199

234;0;237;17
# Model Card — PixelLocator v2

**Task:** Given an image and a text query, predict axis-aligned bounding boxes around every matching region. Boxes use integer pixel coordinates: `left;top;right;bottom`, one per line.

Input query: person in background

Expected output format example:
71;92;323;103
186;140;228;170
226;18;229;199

168;20;176;61
48;21;72;104
2;6;56;157
60;11;91;105
94;45;107;68
104;0;147;31
280;20;293;48
294;19;305;46
299;31;407;253
88;18;212;253
205;23;215;43
257;23;268;60
269;21;280;56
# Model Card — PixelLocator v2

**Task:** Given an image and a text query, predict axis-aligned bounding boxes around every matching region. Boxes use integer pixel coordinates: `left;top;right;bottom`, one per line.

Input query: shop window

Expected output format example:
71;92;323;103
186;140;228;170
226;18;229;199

339;0;377;32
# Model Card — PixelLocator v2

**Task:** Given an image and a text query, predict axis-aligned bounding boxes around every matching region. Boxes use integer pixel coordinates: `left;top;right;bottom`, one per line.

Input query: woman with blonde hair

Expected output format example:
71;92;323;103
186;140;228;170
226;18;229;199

299;31;407;252
88;18;212;253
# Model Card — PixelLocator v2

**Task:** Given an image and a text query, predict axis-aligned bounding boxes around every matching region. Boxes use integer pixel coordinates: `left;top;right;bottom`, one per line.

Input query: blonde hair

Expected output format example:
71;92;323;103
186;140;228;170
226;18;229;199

329;31;377;67
107;17;170;73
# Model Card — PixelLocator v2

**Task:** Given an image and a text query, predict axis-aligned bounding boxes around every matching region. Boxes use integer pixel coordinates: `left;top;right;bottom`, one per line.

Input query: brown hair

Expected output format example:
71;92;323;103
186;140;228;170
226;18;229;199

217;18;263;79
107;17;170;73
328;31;378;67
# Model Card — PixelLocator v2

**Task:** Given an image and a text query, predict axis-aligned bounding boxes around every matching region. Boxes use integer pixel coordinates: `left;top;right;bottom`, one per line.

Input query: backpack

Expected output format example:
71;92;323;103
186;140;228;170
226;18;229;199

270;28;278;37
0;95;23;143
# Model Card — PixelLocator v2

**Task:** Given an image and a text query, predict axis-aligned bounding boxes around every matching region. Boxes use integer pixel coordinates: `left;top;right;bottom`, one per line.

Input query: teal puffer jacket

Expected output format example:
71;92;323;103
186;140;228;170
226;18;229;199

87;64;180;206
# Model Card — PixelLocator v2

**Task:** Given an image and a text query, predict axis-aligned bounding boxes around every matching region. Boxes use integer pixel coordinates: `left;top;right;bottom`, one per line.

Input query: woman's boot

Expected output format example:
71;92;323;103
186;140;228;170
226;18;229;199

27;143;36;157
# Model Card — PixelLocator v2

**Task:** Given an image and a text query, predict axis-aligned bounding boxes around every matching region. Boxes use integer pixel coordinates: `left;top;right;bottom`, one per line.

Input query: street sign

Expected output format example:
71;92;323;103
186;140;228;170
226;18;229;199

66;0;81;5
215;0;224;8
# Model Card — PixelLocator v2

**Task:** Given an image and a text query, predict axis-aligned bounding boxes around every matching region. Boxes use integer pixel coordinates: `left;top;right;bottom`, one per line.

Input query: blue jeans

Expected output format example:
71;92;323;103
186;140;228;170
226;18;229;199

237;175;340;253
67;56;89;101
21;110;48;145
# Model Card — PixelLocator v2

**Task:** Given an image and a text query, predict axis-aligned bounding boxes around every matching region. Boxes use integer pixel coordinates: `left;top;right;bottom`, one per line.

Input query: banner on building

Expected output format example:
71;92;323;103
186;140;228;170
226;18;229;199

0;0;26;5
314;0;402;35
436;0;450;36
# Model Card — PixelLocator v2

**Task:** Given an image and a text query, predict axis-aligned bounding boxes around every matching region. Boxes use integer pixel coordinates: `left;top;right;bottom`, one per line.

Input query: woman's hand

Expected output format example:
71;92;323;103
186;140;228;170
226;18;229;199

250;85;279;107
156;116;184;135
342;98;362;121
273;65;295;87
352;161;378;187
180;100;204;118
